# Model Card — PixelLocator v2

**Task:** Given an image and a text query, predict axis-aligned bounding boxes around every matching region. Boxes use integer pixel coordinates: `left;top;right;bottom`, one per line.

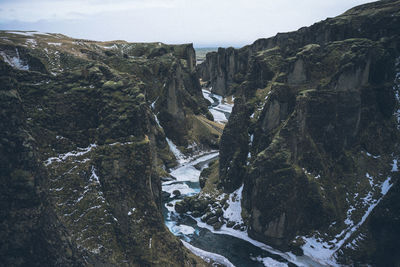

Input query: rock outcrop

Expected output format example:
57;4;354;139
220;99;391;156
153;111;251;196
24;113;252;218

0;32;211;266
197;0;400;265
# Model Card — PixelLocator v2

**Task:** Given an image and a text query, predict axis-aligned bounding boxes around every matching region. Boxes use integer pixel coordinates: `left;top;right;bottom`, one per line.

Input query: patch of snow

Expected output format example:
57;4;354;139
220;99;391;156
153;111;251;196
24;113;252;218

128;208;136;216
391;159;398;172
192;217;314;267
48;42;62;46
300;175;394;266
166;137;188;164
365;151;380;159
102;44;118;50
26;38;37;46
223;184;244;224
5;30;50;36
90;166;100;185
381;177;393;195
0;48;29;71
151;97;158;109
210;109;228;123
44;143;97;166
252;256;288;267
182;240;235;267
365;173;374;187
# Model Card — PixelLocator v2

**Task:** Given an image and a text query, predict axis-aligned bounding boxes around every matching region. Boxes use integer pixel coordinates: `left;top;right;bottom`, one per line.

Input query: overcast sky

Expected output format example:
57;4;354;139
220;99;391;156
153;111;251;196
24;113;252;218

0;0;376;47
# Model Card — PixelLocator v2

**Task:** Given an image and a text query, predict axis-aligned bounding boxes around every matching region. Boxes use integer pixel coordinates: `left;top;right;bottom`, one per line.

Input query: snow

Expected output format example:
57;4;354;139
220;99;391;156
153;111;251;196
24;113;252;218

210;109;228;123
223;184;244;224
381;177;393;195
26;39;37;46
90;166;101;185
182;240;236;267
166;137;188;164
151;97;158;109
300;175;394;266
391;159;398;172
253;256;288;267
128;208;136;216
48;42;62;46
5;30;50;36
365;173;374;187
365;151;380;159
0;48;29;71
154;114;161;127
202;88;233;123
102;44;118;50
44;143;97;166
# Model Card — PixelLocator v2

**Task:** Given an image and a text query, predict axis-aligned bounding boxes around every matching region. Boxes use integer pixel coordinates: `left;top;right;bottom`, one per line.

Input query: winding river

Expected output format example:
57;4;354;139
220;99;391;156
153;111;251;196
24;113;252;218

161;89;324;267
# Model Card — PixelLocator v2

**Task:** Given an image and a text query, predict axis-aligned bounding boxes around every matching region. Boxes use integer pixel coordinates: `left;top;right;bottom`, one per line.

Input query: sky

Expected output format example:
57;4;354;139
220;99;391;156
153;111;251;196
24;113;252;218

0;0;376;48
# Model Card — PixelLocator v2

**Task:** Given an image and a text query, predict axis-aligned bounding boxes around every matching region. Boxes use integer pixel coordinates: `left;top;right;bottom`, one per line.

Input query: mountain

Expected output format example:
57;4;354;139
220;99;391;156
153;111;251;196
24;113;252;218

189;0;400;265
0;31;218;266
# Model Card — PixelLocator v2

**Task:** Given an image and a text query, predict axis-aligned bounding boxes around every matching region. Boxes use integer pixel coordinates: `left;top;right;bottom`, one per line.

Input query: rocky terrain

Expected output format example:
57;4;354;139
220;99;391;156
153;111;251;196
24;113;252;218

185;0;400;266
2;0;400;266
0;31;220;266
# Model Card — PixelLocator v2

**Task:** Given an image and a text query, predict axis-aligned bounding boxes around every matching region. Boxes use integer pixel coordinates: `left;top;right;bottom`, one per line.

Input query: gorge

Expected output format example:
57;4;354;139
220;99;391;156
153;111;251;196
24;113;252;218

1;0;400;266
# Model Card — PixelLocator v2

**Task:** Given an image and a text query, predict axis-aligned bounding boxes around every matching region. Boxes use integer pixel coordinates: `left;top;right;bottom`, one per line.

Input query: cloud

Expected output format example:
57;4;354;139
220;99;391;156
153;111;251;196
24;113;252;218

0;0;376;47
0;0;178;22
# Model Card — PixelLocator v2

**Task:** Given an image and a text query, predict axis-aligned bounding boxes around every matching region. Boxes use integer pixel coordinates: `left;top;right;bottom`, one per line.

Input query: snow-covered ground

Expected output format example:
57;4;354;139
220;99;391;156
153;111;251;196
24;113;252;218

182;240;235;267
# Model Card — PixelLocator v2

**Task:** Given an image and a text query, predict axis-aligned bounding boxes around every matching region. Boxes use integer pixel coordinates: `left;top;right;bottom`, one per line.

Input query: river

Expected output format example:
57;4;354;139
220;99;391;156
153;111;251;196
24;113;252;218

161;89;325;267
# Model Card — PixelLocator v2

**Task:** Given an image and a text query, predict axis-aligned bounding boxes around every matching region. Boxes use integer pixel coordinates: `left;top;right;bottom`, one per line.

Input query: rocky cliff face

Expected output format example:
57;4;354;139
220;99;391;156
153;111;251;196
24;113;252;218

0;32;212;266
197;0;400;265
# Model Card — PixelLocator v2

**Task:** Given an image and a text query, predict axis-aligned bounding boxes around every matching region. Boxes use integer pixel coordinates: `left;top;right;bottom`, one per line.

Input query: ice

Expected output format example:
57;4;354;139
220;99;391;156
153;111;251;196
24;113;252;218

253;256;288;267
172;224;196;235
182;240;235;267
202;89;214;103
223;184;244;224
202;88;233;123
162;182;199;197
169;152;219;182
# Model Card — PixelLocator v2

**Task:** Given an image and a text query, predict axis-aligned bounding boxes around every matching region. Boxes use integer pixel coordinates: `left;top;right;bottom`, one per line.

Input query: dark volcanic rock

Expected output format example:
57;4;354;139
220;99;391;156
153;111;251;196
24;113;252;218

0;34;209;266
199;0;400;265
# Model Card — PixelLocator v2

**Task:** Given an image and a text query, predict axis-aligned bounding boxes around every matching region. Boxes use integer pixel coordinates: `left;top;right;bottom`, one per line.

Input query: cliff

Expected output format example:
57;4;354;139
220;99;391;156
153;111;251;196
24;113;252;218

193;0;400;265
0;32;213;266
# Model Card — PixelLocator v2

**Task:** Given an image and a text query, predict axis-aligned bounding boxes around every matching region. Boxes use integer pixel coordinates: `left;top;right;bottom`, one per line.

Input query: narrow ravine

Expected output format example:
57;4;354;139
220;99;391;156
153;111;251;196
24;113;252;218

161;89;325;267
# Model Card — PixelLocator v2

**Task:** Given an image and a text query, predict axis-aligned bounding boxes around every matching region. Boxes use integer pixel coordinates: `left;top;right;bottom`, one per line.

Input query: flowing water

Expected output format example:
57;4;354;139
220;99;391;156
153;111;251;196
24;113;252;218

161;89;325;267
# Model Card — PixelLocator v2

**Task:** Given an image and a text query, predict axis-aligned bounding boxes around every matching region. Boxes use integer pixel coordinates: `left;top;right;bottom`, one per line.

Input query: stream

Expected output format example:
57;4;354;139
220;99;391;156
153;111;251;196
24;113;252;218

161;89;325;267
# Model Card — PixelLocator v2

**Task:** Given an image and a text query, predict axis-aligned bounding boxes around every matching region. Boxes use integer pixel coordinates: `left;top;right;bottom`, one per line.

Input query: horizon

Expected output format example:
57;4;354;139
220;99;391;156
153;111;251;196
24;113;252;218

0;0;376;48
